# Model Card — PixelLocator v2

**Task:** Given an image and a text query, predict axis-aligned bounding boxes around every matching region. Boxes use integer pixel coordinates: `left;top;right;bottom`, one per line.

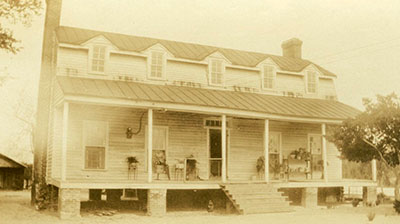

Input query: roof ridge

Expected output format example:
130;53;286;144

56;26;336;77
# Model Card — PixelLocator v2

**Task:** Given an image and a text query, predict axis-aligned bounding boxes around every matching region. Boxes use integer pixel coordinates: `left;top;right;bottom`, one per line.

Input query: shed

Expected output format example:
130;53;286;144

0;153;26;190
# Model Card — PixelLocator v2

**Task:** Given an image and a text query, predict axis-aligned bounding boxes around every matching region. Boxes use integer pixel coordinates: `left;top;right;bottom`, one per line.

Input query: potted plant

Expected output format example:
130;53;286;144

154;152;166;174
127;156;139;170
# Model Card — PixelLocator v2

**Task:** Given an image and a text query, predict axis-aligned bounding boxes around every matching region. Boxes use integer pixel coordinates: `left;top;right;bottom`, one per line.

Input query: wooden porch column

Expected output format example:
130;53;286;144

321;123;328;183
221;114;227;183
264;119;269;182
371;159;377;182
147;108;153;183
61;102;69;181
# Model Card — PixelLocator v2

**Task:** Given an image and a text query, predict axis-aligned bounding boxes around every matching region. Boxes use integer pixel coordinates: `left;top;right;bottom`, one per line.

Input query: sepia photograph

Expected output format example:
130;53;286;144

0;0;400;223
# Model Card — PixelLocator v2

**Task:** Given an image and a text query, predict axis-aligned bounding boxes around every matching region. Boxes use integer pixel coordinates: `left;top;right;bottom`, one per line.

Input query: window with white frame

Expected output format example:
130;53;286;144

209;59;224;85
83;120;108;169
262;65;276;89
148;126;168;172
306;71;317;93
90;45;106;73
149;51;165;79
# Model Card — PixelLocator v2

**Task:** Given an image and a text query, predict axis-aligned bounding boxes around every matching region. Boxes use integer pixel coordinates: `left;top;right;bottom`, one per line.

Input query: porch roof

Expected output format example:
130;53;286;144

57;76;360;121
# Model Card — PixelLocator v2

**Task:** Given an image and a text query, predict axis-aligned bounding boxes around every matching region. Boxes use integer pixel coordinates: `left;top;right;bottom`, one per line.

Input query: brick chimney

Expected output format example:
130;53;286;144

33;0;62;205
281;38;303;59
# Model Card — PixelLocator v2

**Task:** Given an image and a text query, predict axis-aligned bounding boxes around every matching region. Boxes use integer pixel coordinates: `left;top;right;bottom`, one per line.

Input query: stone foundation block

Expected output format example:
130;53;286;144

147;189;167;216
301;187;318;208
58;188;81;219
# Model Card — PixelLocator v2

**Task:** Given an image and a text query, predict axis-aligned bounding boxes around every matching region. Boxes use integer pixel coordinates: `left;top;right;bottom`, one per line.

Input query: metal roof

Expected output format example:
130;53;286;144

57;76;359;121
56;26;336;77
0;153;26;168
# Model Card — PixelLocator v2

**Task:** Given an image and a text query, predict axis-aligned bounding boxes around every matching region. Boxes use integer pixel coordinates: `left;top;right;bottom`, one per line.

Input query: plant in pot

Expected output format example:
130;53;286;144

127;156;139;170
154;152;166;174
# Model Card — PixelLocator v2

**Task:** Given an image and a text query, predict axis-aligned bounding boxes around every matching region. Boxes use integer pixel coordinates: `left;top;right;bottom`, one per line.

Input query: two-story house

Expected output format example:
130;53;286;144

42;26;378;218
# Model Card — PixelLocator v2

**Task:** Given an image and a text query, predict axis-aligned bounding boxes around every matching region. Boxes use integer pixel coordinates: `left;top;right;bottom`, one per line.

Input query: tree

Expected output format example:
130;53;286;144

0;0;42;54
330;93;400;200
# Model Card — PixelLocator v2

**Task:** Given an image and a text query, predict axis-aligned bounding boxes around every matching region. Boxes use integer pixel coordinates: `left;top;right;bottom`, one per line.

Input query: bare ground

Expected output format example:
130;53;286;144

1;190;399;224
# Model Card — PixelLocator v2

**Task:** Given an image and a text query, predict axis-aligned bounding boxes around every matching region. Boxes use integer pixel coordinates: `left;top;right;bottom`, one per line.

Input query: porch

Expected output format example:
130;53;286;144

49;76;370;218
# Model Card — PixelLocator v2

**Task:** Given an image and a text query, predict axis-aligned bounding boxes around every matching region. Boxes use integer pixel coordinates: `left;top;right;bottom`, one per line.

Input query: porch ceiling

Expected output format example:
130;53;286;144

56;76;360;121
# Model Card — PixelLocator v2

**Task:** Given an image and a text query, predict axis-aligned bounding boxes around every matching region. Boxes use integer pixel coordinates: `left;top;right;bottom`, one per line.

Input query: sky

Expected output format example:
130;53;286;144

1;0;400;162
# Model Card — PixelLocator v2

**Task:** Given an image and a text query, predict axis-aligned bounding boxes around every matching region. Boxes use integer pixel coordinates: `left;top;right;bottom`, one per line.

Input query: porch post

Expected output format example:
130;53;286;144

371;159;377;182
147;108;153;183
321;123;328;183
264;119;269;182
221;114;227;183
61;102;69;181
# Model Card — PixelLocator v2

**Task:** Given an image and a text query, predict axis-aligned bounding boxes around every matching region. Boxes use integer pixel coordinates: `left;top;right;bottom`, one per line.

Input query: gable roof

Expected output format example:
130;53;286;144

56;26;336;77
0;153;26;168
57;76;359;121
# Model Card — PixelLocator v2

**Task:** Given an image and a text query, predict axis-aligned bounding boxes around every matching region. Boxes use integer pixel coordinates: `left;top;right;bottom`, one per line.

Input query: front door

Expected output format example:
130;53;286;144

208;129;228;180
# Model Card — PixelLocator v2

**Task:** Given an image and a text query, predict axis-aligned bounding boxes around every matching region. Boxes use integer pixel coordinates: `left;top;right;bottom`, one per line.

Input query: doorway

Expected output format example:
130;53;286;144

208;129;229;180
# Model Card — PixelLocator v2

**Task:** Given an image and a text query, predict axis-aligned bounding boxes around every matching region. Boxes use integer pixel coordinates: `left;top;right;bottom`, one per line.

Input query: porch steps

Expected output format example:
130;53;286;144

221;183;293;214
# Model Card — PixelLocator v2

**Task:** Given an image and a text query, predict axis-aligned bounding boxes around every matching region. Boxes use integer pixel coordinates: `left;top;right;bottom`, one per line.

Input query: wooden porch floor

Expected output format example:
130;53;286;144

49;178;376;190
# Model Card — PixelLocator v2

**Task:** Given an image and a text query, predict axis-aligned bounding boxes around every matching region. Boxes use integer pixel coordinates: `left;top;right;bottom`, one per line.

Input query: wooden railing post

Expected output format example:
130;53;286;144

147;108;153;183
221;114;227;183
264;119;269;182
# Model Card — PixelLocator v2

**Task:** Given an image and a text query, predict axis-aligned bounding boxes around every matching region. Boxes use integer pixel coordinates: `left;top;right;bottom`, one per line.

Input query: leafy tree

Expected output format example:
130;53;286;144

0;0;42;54
330;93;400;200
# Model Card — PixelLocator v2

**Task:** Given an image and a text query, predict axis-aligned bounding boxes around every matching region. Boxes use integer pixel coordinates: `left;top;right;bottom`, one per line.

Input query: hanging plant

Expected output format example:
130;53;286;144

127;156;139;169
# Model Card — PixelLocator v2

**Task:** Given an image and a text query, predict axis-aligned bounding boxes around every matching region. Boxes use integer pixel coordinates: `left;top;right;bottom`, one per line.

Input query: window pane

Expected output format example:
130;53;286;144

152;128;166;150
307;71;316;93
263;65;275;89
150;52;164;78
84;121;107;146
269;133;280;154
85;146;105;169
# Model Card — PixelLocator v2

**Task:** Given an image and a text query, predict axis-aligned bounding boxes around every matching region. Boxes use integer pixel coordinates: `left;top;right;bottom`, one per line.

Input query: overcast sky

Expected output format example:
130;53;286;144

1;0;400;162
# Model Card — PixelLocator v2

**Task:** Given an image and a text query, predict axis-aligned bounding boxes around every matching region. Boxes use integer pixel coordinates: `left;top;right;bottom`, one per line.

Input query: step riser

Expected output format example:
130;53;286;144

235;198;288;204
221;184;292;215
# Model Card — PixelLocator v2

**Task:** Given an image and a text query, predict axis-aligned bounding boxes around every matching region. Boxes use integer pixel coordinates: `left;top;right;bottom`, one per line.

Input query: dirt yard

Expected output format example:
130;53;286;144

1;190;399;224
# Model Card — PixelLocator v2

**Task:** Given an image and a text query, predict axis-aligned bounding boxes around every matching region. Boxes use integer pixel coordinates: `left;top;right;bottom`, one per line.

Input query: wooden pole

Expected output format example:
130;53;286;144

264;119;269;182
147;109;153;183
61;102;69;181
372;159;377;182
221;115;227;183
321;123;328;183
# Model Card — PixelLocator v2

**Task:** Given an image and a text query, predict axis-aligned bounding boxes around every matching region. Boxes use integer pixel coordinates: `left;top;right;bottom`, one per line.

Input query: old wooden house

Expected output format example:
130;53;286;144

34;2;377;219
0;153;26;190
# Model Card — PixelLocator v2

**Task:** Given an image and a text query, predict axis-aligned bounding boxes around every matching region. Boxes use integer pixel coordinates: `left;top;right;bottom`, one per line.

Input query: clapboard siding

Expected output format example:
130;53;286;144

57;47;88;76
275;73;305;94
166;61;208;85
55;46;337;100
62;104;342;182
225;67;259;89
326;141;342;180
51;108;63;179
228;119;264;180
108;53;147;80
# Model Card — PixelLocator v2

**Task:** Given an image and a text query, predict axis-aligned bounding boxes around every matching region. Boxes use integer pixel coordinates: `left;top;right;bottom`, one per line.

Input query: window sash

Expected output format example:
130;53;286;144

210;60;223;85
307;71;317;93
263;65;275;89
91;45;106;73
150;51;164;78
85;146;105;169
83;121;107;169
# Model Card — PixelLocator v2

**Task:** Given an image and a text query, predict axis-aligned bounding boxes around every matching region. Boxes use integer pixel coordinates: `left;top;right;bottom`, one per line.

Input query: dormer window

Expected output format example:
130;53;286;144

148;51;166;80
90;45;106;74
209;59;224;86
306;71;317;93
262;65;276;89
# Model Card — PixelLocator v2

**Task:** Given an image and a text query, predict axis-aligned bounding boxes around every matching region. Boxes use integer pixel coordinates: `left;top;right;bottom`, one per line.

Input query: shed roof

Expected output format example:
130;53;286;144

56;26;336;77
57;76;359;121
0;153;26;168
